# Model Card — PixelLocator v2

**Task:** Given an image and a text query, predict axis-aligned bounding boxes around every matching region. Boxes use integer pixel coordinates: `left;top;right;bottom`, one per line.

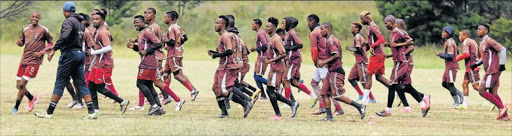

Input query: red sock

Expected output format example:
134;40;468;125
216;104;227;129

333;101;342;111
165;81;170;87
182;81;194;92
494;94;504;106
319;101;324;108
138;91;144;106
353;85;363;96
164;83;181;102
481;92;504;109
297;84;312;95
106;82;119;96
369;92;375;100
284;88;292;100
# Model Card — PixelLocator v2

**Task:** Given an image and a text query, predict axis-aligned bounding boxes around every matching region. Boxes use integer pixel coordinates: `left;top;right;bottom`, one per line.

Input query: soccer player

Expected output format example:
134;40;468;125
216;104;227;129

127;15;166;116
35;1;96;119
472;24;509;120
87;12;130;115
250;18;269;100
144;8;185;110
346;22;376;103
359;11;390;106
436;26;464;107
162;11;199;101
260;17;299;120
12;11;52;114
307;14;343;115
207;15;252;118
454;30;480;109
318;22;366;121
281;16;317;104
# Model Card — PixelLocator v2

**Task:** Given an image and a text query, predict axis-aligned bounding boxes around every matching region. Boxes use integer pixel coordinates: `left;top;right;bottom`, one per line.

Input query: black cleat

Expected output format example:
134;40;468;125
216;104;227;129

243;101;253;118
320;117;334;122
218;114;229;119
291;102;300;118
358;105;366;119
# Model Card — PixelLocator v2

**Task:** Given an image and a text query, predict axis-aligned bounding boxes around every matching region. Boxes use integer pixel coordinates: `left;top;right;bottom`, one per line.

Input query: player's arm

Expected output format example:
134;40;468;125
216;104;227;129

53;19;73;51
456;42;470;62
256;32;268;53
346;35;364;54
490;40;507;71
285;31;303;51
269;38;286;62
309;32;319;64
471;45;485;70
438;41;455;60
91;33;112;55
143;32;162;55
40;29;55;54
209;34;234;59
370;26;385;48
16;29;25;47
391;34;413;47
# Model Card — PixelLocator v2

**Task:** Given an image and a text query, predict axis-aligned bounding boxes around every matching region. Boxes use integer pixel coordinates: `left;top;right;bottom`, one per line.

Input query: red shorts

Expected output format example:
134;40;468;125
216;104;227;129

348;63;368;83
463;69;480;84
137;68;157;81
267;70;284;89
482;73;500;89
321;72;346;97
442;69;457;83
284;63;301;80
254;56;268;75
212;69;238;96
239;63;250;81
85;71;90;81
389;62;409;85
167;57;183;72
402;63;414;84
367;55;385;75
88;67;113;84
16;63;40;80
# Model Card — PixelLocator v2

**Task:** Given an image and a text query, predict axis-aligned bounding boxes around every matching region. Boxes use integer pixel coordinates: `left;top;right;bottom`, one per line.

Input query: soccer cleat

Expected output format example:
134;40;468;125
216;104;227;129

291;102;300;118
358;105;366;119
153;107;166;116
269;115;283;120
499;112;510;121
369;99;377;103
497;106;509;120
422;107;431;117
72;103;84;109
128;106;144;111
28;96;38;112
34;96;40;104
120;100;130;114
66;100;79;108
147;105;160;115
243;101;253;118
12;108;18;115
320;117;334;122
251;89;262;100
82;112;98;120
218;114;229;119
399;108;412;113
175;99;185;111
312;109;326;115
310;97;318;108
191;89;199;101
34;112;53;118
376;110;392;117
162;98;172;105
357;95;363;101
454;105;468;110
333;109;344;116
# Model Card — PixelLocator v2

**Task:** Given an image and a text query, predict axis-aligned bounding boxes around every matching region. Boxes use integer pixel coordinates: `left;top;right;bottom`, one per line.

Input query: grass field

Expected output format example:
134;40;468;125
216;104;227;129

1;53;511;135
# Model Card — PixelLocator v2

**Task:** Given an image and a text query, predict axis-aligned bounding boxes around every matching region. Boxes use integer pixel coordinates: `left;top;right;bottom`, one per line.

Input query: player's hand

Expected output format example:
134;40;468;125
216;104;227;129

317;60;326;67
47;50;55;62
250;46;256;52
390;41;397;47
16;39;23;47
34;52;43;58
129;38;136;43
86;49;91;55
139;50;147;56
436;52;440;56
263;58;270;64
369;48;375;55
207;50;214;58
499;65;506;72
127;42;134;49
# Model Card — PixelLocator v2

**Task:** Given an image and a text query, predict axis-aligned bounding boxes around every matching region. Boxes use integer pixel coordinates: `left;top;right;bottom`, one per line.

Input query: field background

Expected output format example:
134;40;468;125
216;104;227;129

1;1;511;135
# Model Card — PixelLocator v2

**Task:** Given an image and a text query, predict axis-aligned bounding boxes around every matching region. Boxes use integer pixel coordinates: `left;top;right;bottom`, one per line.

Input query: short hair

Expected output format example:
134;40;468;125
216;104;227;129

165;11;178;20
384;15;395;23
460;29;470;36
134;15;145;21
147;8;156;14
352;22;363;32
322;22;332;30
307;14;319;23
100;9;107;19
253;19;262;27
268;17;278;27
226;15;235;27
395;18;405;27
480;24;490;33
95;12;106;20
171;11;179;19
78;13;90;22
276;28;285;35
218;15;229;28
92;9;101;14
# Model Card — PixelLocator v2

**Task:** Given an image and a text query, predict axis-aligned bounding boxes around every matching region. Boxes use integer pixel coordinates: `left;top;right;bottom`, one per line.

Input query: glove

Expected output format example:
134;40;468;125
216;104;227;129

499;65;506;72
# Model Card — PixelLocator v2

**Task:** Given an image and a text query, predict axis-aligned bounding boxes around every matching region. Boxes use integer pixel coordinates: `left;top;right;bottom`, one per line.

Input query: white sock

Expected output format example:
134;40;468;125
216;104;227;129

404;107;411;110
310;93;317;99
463;96;469;106
420;101;426;108
386;107;392;113
362;89;371;105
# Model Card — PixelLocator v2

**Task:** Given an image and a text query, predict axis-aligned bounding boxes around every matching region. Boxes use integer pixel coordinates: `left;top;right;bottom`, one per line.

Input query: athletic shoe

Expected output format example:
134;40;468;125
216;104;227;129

34;112;52;118
153;107;166;116
72;103;84;109
358;105;366;119
357;95;363;101
128;106;144;111
251;89;262;100
82;112;98;120
120;100;130;114
28;96;38;112
191;89;199;101
310;97;318;108
312;109;326;115
333;109;344;116
376;110;392;117
291;102;300;118
94;110;101;116
243;101;253;118
175;99;185;111
162;98;172;105
320;117;334;122
369;99;377;103
269;115;282;120
66;100;79;108
11;108;18;115
423;95;431;107
298;79;304;84
33;96;40;104
497;106;508;120
422;106;430;117
454;105;468;110
218;114;229;119
399;107;412;113
147;105;160;115
500;112;510;121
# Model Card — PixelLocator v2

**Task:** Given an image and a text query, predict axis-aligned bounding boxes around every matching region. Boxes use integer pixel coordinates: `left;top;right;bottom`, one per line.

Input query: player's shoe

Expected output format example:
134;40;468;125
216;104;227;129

356;95;363;102
358;104;366;119
153;107;166;116
147;104;160;115
34;112;52;118
218;114;229;119
162;98;172;105
243;101;253;118
376;110;392;117
120;100;130;114
128;106;144;111
497;106;508;120
191;89;199;101
369;99;377;103
320;117;334;122
82;112;98;120
11;108;18;115
291;102;300;118
312;109;326;115
66;100;79;108
72;103;84;109
399;107;412;113
269;115;282;120
333;109;344;116
310;97;318;108
175;99;185;111
28;96;38;112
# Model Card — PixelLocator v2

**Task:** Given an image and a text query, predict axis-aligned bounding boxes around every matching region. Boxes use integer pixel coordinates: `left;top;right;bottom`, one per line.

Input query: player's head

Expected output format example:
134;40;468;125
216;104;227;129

144;8;157;23
384;15;395;30
164;11;175;25
30;11;41;26
171;11;179;20
215;15;229;32
360;11;371;25
351;22;363;34
266;17;279;35
395;18;405;29
92;9;100;16
133;15;145;31
226;15;235;27
62;1;76;17
92;12;106;28
276;28;285;40
78;13;91;27
320;22;332;37
307;14;319;29
100;9;108;19
458;29;470;42
477;24;490;37
442;26;454;39
252;18;262;31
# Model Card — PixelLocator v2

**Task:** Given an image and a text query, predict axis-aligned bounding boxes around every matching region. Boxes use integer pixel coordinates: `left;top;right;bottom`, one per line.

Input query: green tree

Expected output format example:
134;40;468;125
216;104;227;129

490;18;512;55
97;0;139;26
158;0;202;23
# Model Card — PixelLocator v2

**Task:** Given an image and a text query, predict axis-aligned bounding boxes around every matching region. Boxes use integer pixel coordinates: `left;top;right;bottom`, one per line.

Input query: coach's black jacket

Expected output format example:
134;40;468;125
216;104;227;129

53;13;84;52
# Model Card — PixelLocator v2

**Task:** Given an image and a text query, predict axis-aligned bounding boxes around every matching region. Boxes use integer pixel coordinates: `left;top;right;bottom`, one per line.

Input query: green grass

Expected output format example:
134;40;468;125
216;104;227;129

1;53;511;135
